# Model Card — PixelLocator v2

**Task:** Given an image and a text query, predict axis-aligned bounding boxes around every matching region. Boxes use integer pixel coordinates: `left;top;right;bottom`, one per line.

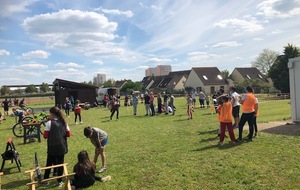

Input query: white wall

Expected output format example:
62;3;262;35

288;57;300;123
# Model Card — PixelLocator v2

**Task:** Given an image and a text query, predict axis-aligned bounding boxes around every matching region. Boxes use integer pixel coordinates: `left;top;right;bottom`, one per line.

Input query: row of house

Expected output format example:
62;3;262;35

52;67;270;105
141;67;271;95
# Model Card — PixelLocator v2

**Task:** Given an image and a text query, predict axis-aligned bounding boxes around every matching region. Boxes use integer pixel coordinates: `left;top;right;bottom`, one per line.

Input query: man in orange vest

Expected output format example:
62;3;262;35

237;86;256;142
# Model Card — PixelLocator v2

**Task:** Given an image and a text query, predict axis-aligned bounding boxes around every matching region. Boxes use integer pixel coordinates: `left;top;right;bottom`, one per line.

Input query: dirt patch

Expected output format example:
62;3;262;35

258;120;300;136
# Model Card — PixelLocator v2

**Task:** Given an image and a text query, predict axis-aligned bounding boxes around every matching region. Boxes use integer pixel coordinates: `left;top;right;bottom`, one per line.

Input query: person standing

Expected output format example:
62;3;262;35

191;90;197;106
253;97;259;137
74;100;83;124
169;94;175;115
217;96;236;145
132;93;139;116
157;93;162;114
84;126;108;173
64;97;71;117
237;86;256;142
2;98;9;118
144;92;150;116
149;92;155;116
110;96;120;120
42;107;71;187
163;92;169;115
230;86;241;129
186;94;193;119
199;90;206;108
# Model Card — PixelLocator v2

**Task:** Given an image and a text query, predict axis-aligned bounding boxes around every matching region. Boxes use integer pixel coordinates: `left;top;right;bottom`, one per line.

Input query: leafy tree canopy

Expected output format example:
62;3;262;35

268;44;300;93
252;49;279;75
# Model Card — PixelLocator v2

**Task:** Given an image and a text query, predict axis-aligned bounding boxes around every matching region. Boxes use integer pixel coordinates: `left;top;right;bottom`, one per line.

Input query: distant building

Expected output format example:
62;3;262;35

145;65;172;77
93;74;106;86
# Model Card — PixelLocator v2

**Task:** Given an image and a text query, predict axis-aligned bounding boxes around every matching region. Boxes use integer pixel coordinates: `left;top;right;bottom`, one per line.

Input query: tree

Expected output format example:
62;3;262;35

120;80;142;94
82;81;93;85
184;86;194;94
252;49;279;75
221;69;230;79
269;44;300;93
234;79;271;93
0;86;11;95
102;79;115;88
25;84;38;94
40;82;50;93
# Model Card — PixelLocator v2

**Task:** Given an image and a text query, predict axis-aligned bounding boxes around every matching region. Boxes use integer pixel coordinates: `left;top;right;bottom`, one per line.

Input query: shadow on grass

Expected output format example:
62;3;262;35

193;144;218;151
261;122;300;136
199;137;218;142
197;129;217;135
2;178;29;190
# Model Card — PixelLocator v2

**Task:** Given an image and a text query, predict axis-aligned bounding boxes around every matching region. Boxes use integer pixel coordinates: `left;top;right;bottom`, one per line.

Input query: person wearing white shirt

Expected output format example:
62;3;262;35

230;86;240;129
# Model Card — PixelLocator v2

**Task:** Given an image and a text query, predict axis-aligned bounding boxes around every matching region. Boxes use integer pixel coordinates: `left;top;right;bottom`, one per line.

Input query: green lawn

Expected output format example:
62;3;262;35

1;97;298;190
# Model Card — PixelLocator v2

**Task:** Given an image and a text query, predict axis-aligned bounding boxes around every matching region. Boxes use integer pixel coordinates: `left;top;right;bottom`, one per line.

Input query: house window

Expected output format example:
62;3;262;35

217;75;223;80
246;74;251;79
203;75;208;80
210;86;215;94
258;74;263;79
220;86;224;89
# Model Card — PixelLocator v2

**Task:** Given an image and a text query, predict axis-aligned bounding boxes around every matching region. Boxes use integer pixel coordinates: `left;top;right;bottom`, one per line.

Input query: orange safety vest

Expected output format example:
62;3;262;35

242;93;256;113
219;102;232;123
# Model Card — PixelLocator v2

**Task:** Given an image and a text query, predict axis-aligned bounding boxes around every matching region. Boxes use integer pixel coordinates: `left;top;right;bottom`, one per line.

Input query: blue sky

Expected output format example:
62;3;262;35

0;0;300;86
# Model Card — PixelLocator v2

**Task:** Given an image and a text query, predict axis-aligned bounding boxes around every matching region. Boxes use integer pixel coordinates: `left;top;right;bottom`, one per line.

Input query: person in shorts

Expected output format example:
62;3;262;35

230;86;240;129
84;127;108;173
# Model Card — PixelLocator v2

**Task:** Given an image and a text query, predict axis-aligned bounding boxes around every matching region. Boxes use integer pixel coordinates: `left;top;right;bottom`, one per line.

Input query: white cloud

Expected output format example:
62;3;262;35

18;63;48;69
0;49;10;56
253;37;264;41
101;9;134;18
214;18;263;34
92;60;104;65
257;0;300;19
212;41;241;48
146;58;172;63
0;0;37;18
22;50;51;59
268;29;283;35
55;62;84;68
187;52;220;62
22;9;121;57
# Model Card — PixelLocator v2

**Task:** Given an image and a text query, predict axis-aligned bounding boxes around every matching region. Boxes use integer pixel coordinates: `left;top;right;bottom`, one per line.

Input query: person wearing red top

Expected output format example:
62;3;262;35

218;96;236;145
74;100;83;124
42;106;71;187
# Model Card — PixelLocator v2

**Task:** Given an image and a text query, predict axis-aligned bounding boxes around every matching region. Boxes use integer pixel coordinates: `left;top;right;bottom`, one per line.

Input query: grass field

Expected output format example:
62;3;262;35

0;97;298;190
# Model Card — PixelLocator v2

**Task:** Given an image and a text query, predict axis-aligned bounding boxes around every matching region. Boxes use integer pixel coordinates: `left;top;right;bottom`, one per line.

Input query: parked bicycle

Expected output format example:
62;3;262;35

12;110;49;138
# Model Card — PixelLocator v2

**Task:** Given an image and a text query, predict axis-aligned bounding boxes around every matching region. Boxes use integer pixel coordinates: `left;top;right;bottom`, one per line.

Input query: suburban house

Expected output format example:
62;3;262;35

114;80;128;89
141;76;154;90
184;67;228;95
53;78;98;107
230;67;270;84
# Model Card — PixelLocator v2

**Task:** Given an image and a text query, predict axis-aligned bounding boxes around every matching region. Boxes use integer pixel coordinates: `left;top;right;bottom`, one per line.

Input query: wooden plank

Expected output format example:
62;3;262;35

25;163;68;173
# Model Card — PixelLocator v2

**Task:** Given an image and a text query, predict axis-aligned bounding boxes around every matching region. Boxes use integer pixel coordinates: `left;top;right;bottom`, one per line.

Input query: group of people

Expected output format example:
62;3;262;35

215;86;259;145
141;91;175;116
191;90;210;109
41;106;110;189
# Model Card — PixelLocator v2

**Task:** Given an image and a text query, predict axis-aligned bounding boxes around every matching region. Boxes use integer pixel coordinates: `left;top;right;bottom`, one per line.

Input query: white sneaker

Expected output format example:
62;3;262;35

80;121;83;124
101;175;111;182
98;167;107;173
75;122;78;125
57;181;64;188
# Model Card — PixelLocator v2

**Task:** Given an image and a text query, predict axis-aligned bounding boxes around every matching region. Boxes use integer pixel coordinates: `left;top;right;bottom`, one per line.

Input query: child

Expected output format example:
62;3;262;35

205;95;210;108
71;150;111;189
12;107;26;123
218;96;236;145
42;107;71;187
186;94;193;120
74;100;83;124
132;93;138;116
110;96;120;120
84;127;108;173
253;97;259;137
64;97;71;117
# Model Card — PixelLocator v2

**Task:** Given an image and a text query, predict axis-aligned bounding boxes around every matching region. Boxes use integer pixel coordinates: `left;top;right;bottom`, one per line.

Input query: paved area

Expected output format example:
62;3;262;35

258;120;300;136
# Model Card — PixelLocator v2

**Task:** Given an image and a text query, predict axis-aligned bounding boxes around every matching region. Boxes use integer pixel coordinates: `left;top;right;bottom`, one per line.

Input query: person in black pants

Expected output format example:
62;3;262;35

237;86;256;142
149;92;155;116
110;96;120;120
42;107;71;187
157;93;162;114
